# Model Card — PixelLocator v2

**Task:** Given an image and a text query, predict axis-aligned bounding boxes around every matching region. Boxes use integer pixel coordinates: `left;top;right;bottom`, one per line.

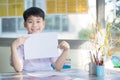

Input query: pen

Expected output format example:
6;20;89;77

93;54;98;65
89;51;94;63
99;56;104;65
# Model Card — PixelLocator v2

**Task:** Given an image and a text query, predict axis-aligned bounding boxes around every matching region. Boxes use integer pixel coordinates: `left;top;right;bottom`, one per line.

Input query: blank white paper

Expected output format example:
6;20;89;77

24;32;58;60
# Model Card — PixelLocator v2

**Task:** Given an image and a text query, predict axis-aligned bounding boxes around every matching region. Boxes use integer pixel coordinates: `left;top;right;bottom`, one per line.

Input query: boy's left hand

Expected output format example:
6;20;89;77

58;41;70;51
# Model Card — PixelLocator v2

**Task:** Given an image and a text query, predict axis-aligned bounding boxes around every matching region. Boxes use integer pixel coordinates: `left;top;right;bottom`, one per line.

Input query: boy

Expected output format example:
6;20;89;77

11;7;70;72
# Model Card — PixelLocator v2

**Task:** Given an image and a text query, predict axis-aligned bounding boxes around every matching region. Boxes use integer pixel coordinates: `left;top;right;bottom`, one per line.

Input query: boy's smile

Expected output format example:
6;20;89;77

24;15;45;34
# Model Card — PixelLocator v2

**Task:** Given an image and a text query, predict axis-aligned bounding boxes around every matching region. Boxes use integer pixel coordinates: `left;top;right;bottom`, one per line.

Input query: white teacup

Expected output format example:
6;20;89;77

89;62;96;75
85;62;96;75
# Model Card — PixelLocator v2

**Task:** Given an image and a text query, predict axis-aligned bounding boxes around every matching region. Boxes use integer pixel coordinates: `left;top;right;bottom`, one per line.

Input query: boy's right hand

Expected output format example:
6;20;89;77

12;36;28;48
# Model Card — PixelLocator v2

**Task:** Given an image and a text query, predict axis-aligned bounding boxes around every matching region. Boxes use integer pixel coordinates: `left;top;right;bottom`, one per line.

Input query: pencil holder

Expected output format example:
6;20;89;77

96;65;104;77
89;62;96;75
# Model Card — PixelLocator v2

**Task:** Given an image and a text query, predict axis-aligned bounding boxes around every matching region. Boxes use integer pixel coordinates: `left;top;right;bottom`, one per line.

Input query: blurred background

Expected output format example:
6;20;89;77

0;0;120;72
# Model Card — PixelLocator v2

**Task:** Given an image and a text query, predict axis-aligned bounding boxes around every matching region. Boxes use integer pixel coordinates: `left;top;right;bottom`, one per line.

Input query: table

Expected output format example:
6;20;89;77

0;68;120;80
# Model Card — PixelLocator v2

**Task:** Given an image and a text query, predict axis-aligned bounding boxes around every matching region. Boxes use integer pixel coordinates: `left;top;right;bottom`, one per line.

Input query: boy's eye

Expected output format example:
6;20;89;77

37;21;40;23
28;21;32;23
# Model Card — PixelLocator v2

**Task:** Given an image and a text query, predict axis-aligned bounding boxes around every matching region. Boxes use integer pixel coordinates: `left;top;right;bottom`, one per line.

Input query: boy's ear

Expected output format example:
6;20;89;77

24;21;27;28
43;20;45;26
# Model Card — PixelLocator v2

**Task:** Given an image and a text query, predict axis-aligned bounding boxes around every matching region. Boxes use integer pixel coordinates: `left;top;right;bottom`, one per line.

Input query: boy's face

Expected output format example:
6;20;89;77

24;15;45;34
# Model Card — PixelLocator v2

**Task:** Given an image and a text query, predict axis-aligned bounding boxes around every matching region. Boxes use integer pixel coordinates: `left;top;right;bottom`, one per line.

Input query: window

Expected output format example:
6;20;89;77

44;15;69;32
0;0;95;40
105;0;120;37
1;17;25;33
2;18;16;33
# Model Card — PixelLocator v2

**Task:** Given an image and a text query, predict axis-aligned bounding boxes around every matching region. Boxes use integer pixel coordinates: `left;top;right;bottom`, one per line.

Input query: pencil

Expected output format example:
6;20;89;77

89;51;94;63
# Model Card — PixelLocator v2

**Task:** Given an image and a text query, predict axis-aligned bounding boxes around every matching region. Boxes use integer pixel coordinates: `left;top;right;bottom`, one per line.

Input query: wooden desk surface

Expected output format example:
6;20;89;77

0;68;120;80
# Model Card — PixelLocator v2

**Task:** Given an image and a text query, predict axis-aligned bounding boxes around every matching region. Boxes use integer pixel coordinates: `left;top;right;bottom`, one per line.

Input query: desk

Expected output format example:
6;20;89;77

0;68;120;80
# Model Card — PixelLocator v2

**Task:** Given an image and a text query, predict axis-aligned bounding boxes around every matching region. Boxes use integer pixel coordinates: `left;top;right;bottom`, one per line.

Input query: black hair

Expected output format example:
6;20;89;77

23;7;45;21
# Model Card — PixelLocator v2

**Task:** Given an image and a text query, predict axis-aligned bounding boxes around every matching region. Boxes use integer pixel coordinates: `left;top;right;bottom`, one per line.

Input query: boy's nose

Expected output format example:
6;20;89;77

33;23;37;27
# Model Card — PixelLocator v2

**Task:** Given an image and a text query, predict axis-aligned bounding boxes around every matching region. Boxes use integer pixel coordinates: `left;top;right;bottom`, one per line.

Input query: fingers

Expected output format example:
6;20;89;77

58;41;70;50
13;36;28;47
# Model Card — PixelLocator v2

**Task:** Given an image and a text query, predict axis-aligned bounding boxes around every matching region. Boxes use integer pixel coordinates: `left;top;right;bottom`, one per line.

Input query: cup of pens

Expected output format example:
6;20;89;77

89;51;104;77
89;51;96;75
89;62;96;75
96;58;104;77
96;65;104;77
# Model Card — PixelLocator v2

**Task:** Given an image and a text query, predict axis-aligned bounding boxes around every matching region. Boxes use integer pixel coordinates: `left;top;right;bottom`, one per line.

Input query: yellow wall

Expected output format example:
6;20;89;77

0;0;24;16
46;0;88;14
